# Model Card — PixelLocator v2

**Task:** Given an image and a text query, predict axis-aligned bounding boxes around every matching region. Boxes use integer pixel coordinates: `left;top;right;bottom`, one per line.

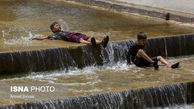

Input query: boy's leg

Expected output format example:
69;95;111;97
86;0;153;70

96;40;102;44
157;56;179;68
136;49;179;69
80;38;91;45
136;49;158;69
95;35;109;46
88;38;102;44
81;37;96;47
87;37;91;42
157;56;171;67
80;35;109;47
101;36;109;48
136;49;155;64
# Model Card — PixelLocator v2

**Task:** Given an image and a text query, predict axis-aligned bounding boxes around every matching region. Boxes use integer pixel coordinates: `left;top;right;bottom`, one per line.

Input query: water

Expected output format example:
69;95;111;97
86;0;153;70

1;0;194;52
151;104;194;109
1;0;194;107
0;55;194;106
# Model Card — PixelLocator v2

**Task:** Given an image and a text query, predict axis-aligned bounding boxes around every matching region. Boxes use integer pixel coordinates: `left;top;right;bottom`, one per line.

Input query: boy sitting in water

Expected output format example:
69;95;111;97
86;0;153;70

31;22;109;48
127;32;179;69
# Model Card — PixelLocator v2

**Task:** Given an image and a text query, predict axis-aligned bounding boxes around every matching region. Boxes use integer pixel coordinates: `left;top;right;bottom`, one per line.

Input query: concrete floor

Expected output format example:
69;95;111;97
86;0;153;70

108;0;194;15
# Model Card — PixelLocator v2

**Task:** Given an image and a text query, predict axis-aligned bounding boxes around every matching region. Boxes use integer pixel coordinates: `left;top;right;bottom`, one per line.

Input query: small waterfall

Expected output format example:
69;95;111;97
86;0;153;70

1;82;193;109
101;40;134;66
0;34;194;74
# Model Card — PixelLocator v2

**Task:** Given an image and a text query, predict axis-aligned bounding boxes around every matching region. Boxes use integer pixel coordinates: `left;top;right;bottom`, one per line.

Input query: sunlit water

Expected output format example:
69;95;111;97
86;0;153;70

0;55;194;106
1;0;194;52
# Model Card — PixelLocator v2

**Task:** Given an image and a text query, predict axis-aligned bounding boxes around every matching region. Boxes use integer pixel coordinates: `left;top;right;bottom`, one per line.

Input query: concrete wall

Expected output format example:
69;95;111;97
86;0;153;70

65;0;194;23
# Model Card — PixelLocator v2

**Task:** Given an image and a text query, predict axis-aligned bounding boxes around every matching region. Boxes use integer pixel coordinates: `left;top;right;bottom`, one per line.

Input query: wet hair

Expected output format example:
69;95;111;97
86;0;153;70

137;32;147;40
50;22;58;30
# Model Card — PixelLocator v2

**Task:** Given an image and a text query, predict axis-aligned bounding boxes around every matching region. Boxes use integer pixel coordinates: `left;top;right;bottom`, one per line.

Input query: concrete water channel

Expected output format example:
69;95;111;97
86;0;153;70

1;0;194;52
0;0;194;108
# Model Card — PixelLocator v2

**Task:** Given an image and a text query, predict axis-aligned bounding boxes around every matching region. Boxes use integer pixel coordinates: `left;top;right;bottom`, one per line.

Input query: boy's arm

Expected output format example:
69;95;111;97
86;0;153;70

31;36;48;40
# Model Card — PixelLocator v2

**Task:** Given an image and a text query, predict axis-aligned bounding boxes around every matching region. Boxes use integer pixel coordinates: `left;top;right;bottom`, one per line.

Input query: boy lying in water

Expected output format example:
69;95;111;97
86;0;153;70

31;22;109;48
127;32;179;70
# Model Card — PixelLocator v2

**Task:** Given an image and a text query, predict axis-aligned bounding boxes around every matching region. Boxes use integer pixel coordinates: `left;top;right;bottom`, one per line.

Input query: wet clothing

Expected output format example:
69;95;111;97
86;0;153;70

48;31;70;40
65;32;89;43
127;43;157;67
127;43;144;64
134;56;157;67
48;31;89;43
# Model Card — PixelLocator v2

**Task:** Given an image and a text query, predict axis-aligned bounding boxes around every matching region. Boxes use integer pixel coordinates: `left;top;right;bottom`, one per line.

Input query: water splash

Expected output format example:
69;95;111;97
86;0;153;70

1;26;43;46
58;19;70;31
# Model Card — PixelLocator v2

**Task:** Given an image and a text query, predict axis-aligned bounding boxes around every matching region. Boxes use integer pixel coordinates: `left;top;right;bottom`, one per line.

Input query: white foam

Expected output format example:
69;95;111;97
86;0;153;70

160;104;194;109
103;61;135;71
2;28;43;46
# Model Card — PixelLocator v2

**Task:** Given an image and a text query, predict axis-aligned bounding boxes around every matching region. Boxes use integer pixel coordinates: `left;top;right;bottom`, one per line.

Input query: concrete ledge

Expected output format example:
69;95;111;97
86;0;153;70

187;82;194;104
145;34;194;57
65;0;194;23
0;34;194;75
1;82;193;108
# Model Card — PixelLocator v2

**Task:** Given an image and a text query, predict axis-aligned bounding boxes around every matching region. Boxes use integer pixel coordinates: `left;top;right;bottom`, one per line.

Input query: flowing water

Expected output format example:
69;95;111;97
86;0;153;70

1;0;194;52
0;55;194;106
1;0;194;108
149;104;194;109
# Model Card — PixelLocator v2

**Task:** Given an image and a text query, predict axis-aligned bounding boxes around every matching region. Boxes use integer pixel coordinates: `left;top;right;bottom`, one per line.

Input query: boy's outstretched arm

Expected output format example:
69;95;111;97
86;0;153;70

31;36;48;40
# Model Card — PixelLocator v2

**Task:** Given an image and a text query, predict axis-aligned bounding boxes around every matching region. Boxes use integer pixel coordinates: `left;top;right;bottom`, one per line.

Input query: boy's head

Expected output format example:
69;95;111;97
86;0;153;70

50;22;61;33
137;32;147;45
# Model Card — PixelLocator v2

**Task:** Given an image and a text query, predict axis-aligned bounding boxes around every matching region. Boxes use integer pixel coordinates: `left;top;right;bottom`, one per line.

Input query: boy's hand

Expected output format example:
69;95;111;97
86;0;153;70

29;37;36;40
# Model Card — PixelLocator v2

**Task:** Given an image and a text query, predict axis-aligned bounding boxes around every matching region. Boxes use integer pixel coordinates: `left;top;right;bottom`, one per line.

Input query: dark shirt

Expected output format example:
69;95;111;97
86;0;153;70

48;31;70;41
127;43;145;64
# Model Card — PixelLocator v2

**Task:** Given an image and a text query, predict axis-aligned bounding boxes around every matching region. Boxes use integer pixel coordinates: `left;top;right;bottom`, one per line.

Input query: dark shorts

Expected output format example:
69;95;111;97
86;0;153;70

66;33;89;43
134;56;158;67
